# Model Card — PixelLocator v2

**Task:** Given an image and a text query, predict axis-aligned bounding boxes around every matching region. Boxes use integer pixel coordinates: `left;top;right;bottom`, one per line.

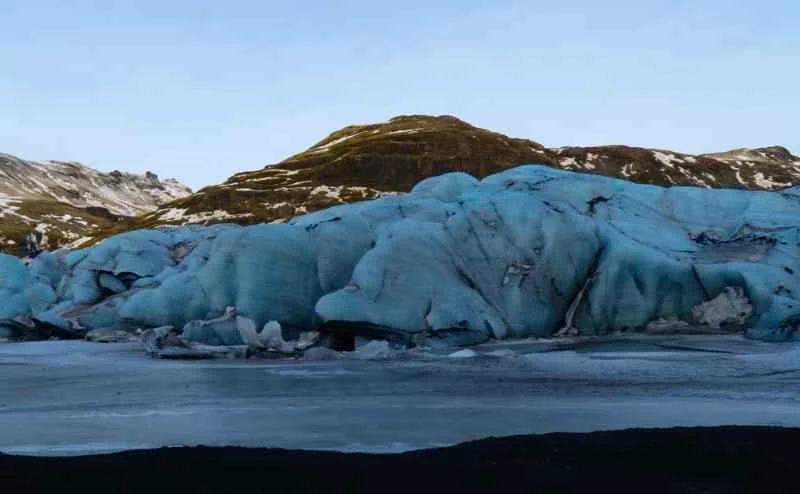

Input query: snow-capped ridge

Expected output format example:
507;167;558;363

0;152;191;255
0;154;191;216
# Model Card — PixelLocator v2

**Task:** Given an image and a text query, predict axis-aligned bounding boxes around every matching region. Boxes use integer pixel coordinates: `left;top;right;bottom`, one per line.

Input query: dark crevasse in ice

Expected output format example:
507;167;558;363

1;165;799;347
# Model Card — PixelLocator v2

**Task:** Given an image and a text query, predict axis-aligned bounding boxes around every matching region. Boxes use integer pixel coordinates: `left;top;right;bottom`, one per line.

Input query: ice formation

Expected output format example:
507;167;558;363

0;165;799;347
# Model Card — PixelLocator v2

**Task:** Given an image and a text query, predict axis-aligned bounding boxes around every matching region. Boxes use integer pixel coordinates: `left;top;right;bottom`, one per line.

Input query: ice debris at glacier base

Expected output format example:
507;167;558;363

1;164;799;349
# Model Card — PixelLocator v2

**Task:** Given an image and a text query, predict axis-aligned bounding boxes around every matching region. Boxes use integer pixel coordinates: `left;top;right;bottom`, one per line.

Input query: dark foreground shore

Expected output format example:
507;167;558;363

1;426;796;493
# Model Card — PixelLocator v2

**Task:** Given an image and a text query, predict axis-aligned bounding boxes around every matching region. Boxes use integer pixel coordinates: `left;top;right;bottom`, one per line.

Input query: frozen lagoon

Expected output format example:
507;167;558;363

2;335;800;456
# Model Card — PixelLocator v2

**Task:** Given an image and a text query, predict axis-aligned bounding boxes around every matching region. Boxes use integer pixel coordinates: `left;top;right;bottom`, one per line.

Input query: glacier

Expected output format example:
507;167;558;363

1;165;799;348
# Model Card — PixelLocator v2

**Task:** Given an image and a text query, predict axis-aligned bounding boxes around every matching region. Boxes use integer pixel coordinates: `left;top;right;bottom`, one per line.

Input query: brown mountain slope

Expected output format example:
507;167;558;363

92;115;800;239
554;144;800;189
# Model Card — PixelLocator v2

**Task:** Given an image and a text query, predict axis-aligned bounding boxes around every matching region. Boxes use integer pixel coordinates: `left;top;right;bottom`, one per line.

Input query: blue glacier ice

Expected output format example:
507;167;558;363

0;253;34;337
1;165;799;347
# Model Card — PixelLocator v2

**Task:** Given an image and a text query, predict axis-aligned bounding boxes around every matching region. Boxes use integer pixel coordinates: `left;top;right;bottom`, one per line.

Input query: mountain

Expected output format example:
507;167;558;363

110;115;800;236
102;115;551;234
0;153;191;255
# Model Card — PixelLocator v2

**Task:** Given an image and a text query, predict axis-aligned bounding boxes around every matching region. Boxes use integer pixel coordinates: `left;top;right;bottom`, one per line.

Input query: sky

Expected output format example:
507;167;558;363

1;1;798;190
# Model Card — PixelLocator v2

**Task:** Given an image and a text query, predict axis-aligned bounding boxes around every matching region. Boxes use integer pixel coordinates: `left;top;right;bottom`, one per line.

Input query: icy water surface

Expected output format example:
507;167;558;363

1;335;800;455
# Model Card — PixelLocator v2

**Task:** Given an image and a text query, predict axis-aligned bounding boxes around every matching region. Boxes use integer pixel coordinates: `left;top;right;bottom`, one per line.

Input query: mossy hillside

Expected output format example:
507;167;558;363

88;115;800;244
0;199;120;255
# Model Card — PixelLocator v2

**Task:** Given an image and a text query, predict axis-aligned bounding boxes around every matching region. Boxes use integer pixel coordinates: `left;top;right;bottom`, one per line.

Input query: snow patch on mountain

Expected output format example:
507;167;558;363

753;172;792;190
652;151;683;168
158;208;255;224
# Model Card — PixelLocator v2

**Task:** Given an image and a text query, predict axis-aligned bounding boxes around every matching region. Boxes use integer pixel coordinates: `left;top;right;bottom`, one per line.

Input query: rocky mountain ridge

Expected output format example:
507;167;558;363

0;153;191;255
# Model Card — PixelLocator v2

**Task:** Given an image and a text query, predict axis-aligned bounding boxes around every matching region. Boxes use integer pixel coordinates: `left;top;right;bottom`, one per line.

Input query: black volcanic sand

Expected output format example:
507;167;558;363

1;426;796;493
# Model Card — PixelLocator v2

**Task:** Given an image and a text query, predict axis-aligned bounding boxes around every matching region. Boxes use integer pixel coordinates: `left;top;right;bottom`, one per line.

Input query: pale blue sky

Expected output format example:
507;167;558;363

1;1;797;189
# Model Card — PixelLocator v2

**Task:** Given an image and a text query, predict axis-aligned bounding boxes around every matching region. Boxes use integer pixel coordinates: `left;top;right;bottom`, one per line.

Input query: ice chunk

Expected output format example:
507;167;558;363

303;346;343;360
352;340;393;360
692;286;753;328
183;306;243;346
448;349;478;358
141;325;246;359
236;316;320;353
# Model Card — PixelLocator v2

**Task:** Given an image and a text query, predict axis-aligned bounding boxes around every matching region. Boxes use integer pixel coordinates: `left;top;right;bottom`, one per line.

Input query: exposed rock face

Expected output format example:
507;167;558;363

0;153;191;255
1;165;799;346
115;115;800;237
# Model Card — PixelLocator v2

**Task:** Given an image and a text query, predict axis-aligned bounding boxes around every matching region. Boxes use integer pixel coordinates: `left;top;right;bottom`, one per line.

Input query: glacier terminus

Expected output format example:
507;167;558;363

1;165;799;352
